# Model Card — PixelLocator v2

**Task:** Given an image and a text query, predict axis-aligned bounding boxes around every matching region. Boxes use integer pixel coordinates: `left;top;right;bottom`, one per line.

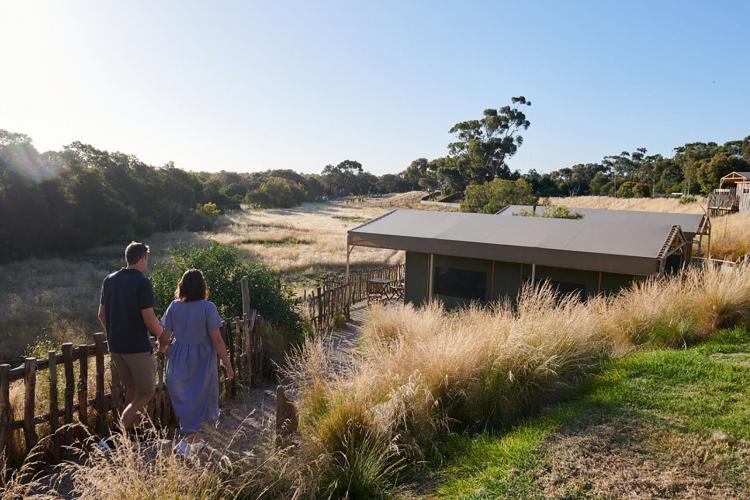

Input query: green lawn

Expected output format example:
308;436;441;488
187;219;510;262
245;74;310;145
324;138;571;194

427;327;750;499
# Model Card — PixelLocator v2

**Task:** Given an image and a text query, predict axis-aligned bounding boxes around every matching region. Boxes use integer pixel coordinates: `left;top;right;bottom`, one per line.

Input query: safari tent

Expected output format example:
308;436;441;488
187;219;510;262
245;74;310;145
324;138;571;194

347;208;705;308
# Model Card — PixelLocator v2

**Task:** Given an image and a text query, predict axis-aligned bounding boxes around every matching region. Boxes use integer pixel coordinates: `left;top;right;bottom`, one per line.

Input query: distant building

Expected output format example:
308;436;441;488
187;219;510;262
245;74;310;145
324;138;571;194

709;171;750;215
347;207;708;308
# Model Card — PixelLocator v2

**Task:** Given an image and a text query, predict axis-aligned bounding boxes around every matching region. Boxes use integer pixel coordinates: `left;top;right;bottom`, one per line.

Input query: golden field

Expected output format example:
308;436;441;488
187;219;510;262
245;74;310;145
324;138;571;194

1;191;748;361
0;193;426;360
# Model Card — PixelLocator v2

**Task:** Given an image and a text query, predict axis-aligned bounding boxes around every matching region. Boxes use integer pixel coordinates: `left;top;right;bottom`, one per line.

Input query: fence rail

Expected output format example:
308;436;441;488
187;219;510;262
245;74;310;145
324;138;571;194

0;277;264;468
301;264;404;331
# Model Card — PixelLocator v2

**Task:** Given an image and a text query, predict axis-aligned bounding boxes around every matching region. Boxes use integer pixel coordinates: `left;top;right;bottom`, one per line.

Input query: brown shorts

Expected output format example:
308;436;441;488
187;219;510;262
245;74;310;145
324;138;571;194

111;352;156;394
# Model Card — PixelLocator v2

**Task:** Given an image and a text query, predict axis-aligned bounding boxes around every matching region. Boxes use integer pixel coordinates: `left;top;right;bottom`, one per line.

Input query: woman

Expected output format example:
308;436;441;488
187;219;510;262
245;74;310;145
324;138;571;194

159;269;234;458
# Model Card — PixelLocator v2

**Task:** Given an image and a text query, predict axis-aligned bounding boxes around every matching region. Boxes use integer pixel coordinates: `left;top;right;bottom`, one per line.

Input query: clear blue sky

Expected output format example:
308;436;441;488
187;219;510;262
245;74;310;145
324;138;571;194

1;1;748;175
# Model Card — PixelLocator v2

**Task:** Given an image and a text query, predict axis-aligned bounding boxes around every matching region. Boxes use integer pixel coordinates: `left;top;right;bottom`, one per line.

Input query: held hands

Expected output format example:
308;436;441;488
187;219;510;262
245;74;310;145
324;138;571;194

157;332;171;353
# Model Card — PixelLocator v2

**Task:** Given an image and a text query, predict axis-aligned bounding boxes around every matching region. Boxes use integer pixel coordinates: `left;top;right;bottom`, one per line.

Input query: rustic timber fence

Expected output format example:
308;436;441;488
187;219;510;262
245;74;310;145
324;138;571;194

300;264;404;331
0;276;265;468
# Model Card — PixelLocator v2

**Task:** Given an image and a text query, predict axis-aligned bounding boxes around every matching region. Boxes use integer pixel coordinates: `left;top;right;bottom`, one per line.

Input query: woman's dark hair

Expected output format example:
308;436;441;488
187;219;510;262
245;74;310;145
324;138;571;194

175;269;208;302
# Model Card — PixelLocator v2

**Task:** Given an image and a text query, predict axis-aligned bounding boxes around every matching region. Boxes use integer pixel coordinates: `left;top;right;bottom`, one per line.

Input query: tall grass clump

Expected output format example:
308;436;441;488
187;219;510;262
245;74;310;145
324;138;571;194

710;212;750;262
283;264;750;496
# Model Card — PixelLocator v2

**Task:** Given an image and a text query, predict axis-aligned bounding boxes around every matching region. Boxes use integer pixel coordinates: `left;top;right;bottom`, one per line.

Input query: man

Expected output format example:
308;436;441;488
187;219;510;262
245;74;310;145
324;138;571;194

98;241;166;445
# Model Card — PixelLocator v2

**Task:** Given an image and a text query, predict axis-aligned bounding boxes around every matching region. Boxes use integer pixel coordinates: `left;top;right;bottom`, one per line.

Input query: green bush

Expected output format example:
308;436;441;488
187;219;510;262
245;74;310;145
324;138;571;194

460;178;536;213
514;205;583;220
245;176;307;208
185;202;222;231
150;242;303;338
679;195;697;204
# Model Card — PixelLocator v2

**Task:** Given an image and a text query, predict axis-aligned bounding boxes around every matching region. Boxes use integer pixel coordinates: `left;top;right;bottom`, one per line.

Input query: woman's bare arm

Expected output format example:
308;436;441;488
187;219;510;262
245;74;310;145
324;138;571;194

208;328;234;379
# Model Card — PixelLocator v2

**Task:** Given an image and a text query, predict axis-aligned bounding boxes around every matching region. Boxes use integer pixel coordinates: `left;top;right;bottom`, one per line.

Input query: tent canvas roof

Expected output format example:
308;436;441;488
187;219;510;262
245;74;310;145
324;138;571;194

348;208;689;275
496;205;705;238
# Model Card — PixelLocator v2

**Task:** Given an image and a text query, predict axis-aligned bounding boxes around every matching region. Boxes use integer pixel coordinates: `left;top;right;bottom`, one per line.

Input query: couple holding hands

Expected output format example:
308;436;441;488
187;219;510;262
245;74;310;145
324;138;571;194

97;241;234;458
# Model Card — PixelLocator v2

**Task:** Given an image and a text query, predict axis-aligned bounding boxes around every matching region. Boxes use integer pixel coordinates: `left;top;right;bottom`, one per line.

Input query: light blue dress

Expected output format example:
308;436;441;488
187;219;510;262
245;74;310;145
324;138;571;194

161;299;223;434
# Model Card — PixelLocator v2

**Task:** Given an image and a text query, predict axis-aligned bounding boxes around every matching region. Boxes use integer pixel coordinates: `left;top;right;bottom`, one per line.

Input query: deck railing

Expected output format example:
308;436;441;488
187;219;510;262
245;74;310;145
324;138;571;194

300;264;404;331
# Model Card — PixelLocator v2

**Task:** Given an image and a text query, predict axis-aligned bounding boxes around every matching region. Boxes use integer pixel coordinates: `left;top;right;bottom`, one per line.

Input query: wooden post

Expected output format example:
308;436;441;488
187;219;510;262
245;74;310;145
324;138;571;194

0;364;9;467
275;386;298;446
227;320;236;397
93;333;106;436
316;287;322;330
78;345;89;433
241;276;252;385
62;343;74;444
110;354;123;414
233;319;242;386
23;358;38;451
48;351;60;461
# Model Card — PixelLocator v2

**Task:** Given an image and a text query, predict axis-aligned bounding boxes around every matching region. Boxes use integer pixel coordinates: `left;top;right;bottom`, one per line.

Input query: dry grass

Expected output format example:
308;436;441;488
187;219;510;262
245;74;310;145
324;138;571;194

710;213;750;261
0;199;410;361
546;195;705;213
8;265;750;497
212;201;402;276
0;423;291;499
276;264;750;496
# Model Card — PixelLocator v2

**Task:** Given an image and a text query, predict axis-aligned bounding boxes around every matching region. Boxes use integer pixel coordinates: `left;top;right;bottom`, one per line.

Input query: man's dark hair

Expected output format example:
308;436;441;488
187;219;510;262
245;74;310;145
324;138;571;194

175;269;209;302
125;241;150;265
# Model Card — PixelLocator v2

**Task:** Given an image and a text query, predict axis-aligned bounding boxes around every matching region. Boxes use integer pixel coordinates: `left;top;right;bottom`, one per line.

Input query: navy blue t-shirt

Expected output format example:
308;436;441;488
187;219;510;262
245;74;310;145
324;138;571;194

100;268;155;353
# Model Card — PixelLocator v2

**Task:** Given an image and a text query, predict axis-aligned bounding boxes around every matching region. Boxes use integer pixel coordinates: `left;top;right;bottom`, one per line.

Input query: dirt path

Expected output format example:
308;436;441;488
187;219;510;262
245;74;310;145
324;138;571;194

202;304;370;456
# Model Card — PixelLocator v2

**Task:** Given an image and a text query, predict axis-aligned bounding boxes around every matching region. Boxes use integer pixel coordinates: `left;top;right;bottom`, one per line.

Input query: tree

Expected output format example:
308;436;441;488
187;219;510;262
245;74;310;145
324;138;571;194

246;176;307;208
460;178;536;213
321;160;364;197
447;96;531;189
695;153;750;193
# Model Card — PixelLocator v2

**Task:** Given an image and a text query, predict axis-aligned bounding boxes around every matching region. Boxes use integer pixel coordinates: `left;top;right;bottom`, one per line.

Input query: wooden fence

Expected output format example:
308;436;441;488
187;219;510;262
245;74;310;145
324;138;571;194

301;264;404;330
0;277;264;468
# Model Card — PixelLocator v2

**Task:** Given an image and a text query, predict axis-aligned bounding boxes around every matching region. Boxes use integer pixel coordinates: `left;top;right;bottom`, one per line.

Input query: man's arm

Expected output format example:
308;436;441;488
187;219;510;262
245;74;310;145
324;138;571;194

141;307;165;339
97;304;106;332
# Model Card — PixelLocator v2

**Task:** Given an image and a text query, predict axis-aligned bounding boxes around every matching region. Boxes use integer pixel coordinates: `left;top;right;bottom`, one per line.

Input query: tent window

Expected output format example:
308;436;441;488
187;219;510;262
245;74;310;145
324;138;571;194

433;267;487;301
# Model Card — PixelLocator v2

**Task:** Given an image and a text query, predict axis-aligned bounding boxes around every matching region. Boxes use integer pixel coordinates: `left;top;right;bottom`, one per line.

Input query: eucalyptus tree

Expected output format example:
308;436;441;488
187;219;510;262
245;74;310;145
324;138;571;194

447;96;531;187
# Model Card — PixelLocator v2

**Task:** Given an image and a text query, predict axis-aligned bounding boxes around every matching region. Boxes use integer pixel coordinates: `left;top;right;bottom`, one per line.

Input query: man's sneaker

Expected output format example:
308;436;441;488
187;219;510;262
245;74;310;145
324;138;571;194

173;438;189;457
95;437;114;454
174;438;205;459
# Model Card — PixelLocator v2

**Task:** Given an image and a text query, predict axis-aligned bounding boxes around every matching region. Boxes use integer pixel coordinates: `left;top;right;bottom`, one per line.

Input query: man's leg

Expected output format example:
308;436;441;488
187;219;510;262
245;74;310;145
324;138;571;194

119;352;156;430
125;384;137;407
120;389;155;429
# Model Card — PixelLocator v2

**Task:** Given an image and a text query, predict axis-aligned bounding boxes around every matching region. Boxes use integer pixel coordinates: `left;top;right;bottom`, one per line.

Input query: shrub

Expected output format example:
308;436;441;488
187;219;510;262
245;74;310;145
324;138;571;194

185;202;222;231
150;242;303;337
679;195;697;204
245;177;307;208
460;178;536;213
514;205;583;219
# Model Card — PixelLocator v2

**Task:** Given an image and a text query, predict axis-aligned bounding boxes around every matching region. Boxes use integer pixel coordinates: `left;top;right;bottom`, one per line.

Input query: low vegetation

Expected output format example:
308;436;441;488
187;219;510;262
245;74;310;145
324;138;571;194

546;194;705;213
273;264;750;496
434;326;750;497
513;205;583;220
150;242;302;334
7;265;750;497
710;213;750;262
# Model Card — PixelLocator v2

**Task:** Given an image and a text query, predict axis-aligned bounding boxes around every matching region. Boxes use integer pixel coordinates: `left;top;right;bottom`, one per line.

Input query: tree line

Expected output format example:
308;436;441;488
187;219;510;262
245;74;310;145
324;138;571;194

400;96;750;199
0;131;413;262
2;98;748;260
